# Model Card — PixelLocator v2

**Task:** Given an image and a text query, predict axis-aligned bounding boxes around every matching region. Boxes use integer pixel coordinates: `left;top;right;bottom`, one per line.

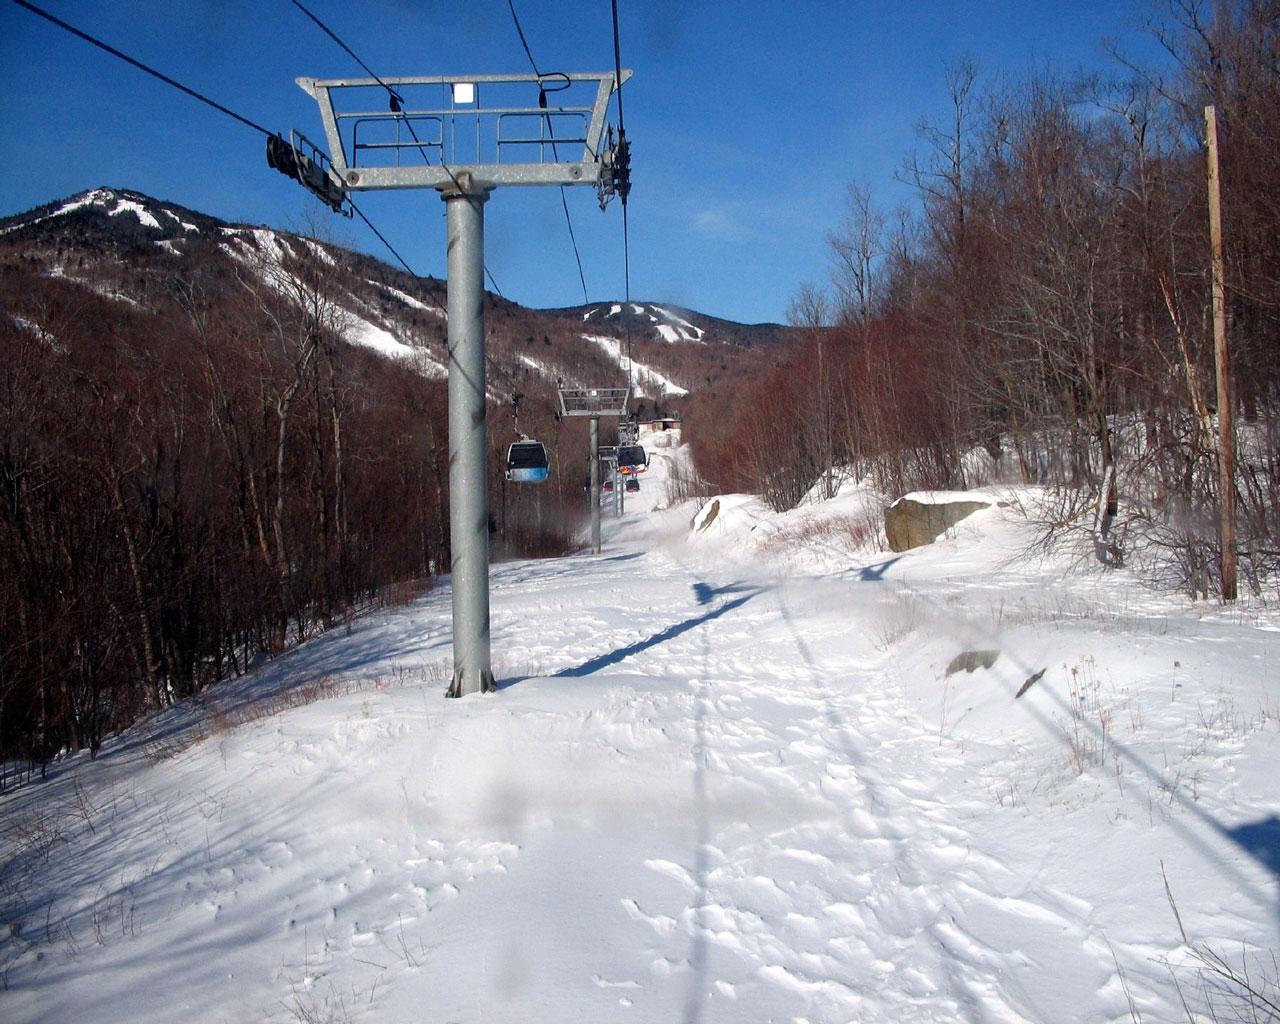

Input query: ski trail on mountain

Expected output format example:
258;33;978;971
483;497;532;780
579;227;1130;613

590;547;1117;1023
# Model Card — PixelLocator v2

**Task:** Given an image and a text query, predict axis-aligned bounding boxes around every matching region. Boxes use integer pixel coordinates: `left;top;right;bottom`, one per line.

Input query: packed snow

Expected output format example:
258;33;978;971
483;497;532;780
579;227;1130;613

342;314;446;379
168;211;201;234
582;303;701;345
213;234;445;377
582;333;690;398
302;239;337;267
651;305;705;342
42;188;120;220
111;197;161;229
375;282;445;319
1;188;200;236
2;448;1276;1023
343;315;417;359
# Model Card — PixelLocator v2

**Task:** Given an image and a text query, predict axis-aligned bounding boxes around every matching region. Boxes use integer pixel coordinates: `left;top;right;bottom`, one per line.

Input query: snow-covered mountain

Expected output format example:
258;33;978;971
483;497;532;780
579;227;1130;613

582;301;709;343
553;298;794;350
0;186;223;241
0;188;796;401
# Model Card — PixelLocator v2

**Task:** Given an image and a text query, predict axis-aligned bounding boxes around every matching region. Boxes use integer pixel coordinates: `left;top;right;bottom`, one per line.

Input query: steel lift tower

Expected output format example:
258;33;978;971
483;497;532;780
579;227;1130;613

558;387;630;554
289;71;631;697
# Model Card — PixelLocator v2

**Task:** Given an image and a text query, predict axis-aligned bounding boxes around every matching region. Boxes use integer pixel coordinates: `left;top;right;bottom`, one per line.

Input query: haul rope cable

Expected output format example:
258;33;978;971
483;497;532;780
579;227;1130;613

609;0;633;393
505;0;590;305
291;2;566;412
289;0;505;297
8;0;417;277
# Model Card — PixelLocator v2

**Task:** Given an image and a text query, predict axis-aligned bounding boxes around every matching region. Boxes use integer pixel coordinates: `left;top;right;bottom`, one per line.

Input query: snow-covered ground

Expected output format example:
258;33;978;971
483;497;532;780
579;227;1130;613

582;333;689;397
2;450;1277;1023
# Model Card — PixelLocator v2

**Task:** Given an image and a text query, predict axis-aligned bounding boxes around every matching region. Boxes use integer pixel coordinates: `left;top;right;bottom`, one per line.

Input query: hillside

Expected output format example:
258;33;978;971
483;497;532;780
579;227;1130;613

1;452;1275;1022
0;185;804;771
0;187;795;404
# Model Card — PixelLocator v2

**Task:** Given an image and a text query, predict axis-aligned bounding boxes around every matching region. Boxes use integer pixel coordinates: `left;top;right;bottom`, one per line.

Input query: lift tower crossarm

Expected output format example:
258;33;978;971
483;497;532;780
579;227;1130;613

295;65;632;697
557;385;630;554
296;70;631;193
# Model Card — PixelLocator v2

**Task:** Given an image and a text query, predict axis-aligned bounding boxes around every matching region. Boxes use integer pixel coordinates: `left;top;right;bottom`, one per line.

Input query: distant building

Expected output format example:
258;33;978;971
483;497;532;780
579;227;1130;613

638;418;681;448
638;418;681;435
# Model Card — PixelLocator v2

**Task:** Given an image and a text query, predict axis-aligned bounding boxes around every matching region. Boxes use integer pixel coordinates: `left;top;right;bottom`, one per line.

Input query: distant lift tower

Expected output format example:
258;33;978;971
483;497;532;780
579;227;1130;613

293;71;632;697
558;387;631;554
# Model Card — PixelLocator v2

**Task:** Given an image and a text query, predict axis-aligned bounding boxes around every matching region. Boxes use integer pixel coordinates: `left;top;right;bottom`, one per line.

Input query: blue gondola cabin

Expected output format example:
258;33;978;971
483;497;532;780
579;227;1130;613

506;440;550;483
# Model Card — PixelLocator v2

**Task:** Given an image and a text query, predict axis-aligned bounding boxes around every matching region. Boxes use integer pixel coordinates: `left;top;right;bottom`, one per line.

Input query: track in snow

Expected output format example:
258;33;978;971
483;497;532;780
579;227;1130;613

4;449;1275;1023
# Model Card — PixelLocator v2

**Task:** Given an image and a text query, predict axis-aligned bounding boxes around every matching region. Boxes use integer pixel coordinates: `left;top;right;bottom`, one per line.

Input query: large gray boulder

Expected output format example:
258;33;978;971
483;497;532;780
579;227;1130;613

884;495;994;552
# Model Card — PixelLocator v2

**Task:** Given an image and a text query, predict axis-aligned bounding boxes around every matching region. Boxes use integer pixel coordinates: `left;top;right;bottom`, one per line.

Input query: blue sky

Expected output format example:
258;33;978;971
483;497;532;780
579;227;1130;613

0;1;1169;324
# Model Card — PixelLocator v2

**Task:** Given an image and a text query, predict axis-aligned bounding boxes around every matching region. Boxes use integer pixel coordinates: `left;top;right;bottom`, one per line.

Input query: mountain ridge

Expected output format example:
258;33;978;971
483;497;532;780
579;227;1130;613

1;187;797;401
2;186;790;337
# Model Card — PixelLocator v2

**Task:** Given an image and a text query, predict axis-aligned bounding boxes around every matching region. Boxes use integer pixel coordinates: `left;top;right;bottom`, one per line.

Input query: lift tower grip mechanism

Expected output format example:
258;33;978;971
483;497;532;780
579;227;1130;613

292;71;631;698
557;387;630;555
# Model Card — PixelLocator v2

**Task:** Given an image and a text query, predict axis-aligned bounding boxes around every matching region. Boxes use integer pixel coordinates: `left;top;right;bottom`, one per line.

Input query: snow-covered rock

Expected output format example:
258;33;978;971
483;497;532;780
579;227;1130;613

884;491;1002;551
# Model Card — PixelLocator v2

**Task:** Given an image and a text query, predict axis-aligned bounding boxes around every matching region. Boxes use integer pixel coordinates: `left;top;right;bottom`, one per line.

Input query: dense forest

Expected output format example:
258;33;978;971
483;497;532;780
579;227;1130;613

686;0;1279;600
0;177;744;772
0;228;615;771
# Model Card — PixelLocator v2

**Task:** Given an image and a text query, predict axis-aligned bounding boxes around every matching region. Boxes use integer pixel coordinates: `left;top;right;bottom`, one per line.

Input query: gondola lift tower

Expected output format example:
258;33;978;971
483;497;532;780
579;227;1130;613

284;69;631;697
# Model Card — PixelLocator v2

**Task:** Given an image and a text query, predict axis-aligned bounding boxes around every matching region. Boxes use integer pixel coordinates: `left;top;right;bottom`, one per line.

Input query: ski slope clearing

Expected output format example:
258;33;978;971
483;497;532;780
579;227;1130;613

582;333;689;397
2;452;1277;1023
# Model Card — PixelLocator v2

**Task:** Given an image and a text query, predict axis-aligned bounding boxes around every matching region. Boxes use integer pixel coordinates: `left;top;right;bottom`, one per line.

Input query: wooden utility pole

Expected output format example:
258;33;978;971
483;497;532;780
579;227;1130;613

1205;105;1237;601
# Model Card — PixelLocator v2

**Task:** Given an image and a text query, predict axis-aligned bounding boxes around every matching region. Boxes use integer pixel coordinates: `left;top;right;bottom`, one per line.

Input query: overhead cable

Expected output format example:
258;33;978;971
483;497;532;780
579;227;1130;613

610;0;627;133
11;0;416;277
349;198;416;276
506;0;590;304
609;0;633;386
289;0;405;107
292;0;502;296
10;0;273;137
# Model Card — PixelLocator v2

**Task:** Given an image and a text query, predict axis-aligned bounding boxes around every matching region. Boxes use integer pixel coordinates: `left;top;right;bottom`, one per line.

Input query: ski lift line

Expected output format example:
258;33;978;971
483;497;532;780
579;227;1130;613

266;132;413;276
285;2;444;178
484;264;506;300
605;0;633;389
289;0;404;108
288;0;502;291
622;199;633;384
609;0;626;132
506;0;544;82
7;0;419;278
483;351;521;398
559;187;590;303
348;197;416;276
505;0;590;305
289;0;433;172
9;0;274;138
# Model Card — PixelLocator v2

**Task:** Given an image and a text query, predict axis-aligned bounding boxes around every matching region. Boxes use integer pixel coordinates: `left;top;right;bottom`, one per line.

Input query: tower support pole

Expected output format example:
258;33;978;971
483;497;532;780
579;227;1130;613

590;416;601;554
444;190;495;696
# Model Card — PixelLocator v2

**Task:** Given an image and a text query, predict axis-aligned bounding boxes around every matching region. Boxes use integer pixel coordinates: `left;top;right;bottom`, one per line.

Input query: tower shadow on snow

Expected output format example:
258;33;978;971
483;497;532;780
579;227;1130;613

553;583;763;679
